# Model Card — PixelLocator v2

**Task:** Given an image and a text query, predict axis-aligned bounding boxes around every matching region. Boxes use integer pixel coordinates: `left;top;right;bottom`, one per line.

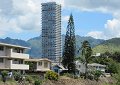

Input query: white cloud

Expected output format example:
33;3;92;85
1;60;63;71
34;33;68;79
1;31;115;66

104;18;120;38
0;0;42;36
64;0;120;14
87;18;120;39
63;0;120;39
62;16;69;22
87;31;106;39
0;0;120;39
0;0;64;37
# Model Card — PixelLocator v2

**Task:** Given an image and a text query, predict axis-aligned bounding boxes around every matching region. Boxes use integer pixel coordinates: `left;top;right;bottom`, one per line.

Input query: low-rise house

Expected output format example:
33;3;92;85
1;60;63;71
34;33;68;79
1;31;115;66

75;61;85;74
0;42;30;73
52;63;67;74
75;61;106;75
25;58;51;72
88;63;106;73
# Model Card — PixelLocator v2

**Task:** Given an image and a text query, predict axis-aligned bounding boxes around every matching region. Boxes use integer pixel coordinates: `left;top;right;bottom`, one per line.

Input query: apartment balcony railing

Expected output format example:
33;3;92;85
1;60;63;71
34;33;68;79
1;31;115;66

11;64;29;70
0;50;29;59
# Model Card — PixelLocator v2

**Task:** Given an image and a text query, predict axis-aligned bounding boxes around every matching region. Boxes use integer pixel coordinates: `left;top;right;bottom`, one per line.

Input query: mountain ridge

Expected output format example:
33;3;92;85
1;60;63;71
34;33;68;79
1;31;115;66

0;35;105;57
93;38;120;54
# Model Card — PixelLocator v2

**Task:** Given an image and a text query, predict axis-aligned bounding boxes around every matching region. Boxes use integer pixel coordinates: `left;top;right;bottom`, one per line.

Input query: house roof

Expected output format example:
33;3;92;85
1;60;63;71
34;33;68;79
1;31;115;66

0;42;30;49
25;58;52;62
88;63;106;67
52;63;67;70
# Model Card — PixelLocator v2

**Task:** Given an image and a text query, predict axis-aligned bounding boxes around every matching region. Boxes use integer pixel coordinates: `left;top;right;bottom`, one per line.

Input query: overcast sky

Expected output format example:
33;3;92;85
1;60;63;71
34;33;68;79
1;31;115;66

0;0;120;40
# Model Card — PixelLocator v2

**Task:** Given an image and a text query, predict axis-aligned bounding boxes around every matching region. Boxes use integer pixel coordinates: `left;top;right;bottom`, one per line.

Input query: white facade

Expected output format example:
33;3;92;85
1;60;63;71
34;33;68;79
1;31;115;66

75;61;106;74
41;2;62;61
0;42;29;70
75;61;86;73
25;58;51;72
88;63;106;72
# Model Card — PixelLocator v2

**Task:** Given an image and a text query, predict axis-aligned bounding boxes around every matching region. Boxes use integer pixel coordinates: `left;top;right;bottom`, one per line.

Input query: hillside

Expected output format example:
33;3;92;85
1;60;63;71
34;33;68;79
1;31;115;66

93;38;120;54
0;35;104;58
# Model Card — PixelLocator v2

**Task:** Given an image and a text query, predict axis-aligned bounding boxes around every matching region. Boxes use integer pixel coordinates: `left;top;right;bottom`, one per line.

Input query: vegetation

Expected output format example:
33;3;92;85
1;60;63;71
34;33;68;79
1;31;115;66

78;41;92;79
13;72;22;81
25;61;36;71
1;70;8;83
25;75;33;83
34;80;42;85
93;38;120;54
92;70;102;81
113;64;120;85
62;14;76;74
45;71;59;81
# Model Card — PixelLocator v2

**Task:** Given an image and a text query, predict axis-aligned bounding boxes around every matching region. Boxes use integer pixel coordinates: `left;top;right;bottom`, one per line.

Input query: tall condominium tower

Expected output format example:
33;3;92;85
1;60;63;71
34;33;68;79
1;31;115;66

41;2;61;61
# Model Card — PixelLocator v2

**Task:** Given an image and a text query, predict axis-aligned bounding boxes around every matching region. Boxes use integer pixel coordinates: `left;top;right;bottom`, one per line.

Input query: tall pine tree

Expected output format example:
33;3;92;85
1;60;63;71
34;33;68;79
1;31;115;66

62;14;76;74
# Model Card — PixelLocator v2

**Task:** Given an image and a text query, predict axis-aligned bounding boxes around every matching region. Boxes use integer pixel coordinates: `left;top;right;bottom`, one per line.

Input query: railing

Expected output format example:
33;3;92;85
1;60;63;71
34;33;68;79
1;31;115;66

11;52;29;59
11;64;29;70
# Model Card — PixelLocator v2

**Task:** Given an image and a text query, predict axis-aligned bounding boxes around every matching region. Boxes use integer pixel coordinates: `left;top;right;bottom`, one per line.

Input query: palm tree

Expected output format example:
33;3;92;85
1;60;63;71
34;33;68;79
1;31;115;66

78;40;92;79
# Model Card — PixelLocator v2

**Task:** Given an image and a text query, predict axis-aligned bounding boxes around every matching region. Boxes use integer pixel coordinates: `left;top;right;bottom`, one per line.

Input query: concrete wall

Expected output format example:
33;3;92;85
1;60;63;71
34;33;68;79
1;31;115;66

36;60;51;71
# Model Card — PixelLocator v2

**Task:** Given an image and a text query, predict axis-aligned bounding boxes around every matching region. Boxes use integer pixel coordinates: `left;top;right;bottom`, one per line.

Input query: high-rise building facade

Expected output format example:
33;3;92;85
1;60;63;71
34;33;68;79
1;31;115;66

41;2;61;61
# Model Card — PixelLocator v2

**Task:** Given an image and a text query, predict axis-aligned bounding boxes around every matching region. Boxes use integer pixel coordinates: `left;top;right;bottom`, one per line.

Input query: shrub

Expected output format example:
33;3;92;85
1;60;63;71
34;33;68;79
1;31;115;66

92;70;102;81
63;73;74;78
45;71;59;81
34;80;42;85
1;70;8;83
13;72;22;81
31;75;40;80
25;75;33;83
1;70;8;77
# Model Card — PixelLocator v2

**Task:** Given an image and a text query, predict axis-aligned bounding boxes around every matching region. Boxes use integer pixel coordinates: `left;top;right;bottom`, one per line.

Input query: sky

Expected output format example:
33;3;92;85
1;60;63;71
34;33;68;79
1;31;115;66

0;0;120;40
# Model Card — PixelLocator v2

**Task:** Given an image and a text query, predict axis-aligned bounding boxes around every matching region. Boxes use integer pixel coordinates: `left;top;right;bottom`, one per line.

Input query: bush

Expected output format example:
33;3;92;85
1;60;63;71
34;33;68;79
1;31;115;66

13;72;22;81
1;70;8;77
25;75;33;83
31;75;40;80
92;70;102;81
45;71;59;81
1;70;8;83
63;73;74;78
34;80;42;85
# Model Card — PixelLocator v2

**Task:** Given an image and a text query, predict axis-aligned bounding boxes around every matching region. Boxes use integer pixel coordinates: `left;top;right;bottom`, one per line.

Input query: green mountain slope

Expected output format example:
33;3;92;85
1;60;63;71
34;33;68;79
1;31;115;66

93;38;120;54
0;35;104;58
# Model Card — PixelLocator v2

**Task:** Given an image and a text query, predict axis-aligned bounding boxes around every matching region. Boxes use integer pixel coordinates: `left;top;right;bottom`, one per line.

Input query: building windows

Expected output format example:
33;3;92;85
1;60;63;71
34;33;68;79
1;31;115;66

12;59;23;64
13;48;24;53
0;46;4;51
0;58;4;63
44;61;48;68
38;62;42;66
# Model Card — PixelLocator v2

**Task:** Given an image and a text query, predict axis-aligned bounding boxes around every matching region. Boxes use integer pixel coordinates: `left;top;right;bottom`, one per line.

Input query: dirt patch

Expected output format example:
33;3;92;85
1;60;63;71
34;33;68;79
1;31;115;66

42;77;114;85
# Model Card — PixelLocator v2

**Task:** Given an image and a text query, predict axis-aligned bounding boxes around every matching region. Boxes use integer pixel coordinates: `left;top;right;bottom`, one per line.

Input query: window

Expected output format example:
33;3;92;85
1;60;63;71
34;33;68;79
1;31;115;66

44;61;48;68
38;62;42;66
13;48;24;53
13;59;23;64
0;46;4;51
0;58;4;63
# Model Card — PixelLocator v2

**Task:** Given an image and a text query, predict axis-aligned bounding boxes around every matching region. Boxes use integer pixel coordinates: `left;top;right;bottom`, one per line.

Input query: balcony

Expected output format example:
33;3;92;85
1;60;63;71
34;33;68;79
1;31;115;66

11;64;29;70
11;52;29;59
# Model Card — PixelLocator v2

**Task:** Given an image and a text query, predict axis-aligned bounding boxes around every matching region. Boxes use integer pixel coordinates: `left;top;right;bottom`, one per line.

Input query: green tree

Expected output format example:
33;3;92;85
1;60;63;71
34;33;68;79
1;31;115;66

80;41;92;79
62;14;76;74
25;61;36;71
92;70;102;81
1;70;8;83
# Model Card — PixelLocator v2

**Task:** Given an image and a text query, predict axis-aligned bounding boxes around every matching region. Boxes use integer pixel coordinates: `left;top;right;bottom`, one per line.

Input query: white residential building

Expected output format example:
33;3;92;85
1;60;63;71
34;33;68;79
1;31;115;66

0;42;29;71
25;58;51;72
75;61;106;75
88;63;106;73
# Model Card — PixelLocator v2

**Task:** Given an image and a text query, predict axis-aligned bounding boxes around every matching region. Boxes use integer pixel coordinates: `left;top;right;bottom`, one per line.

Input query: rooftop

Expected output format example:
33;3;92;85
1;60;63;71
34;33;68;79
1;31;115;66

0;42;30;49
25;58;52;62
